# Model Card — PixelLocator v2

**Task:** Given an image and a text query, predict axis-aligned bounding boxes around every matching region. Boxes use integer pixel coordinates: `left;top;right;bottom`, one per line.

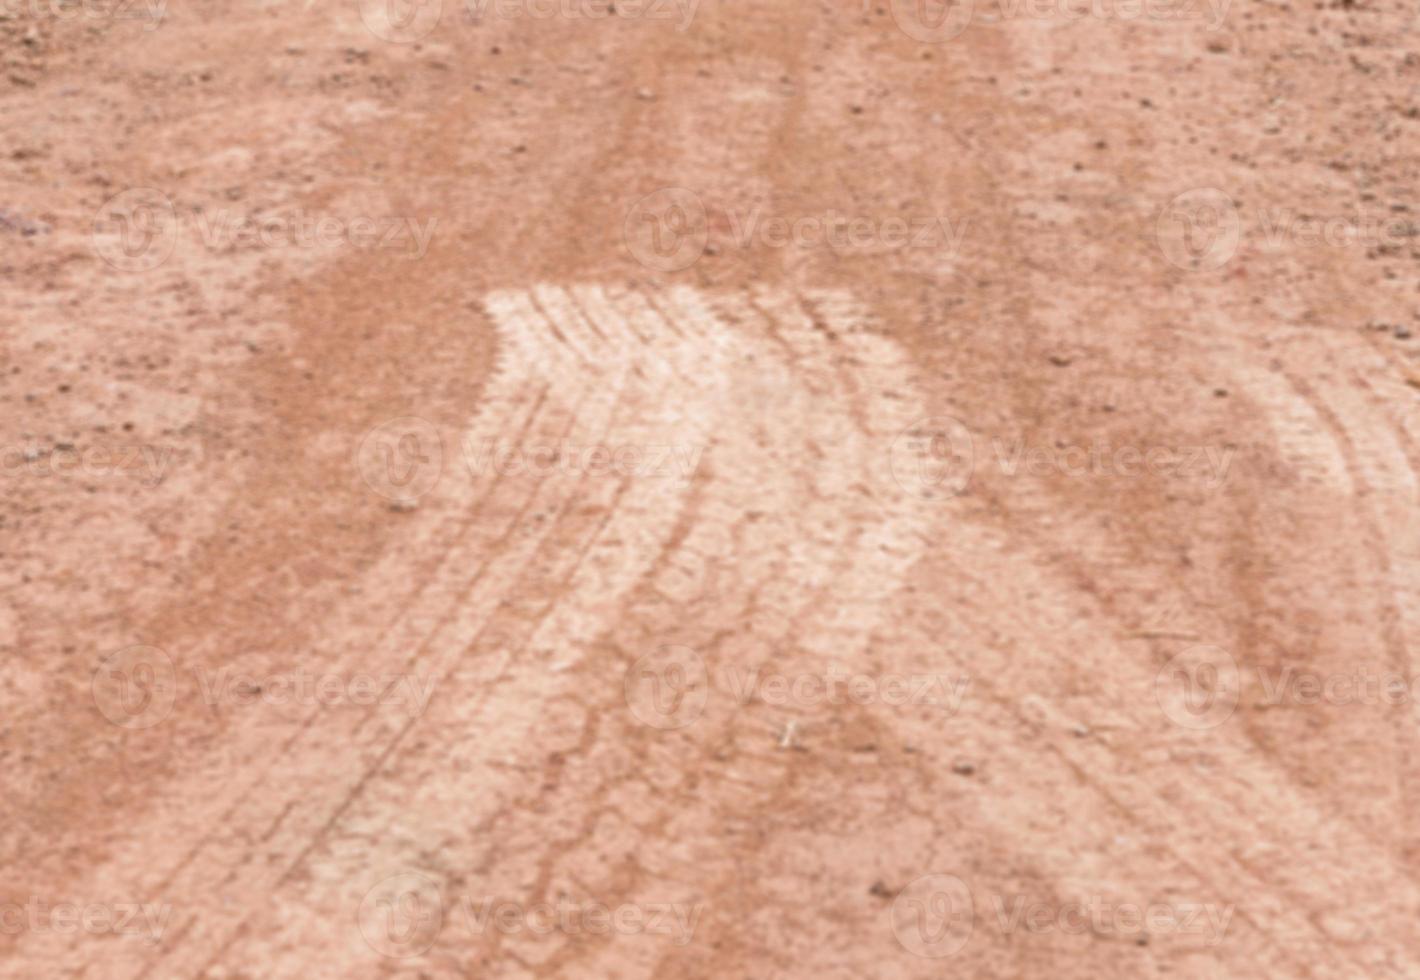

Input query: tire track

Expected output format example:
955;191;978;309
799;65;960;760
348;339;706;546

16;284;934;979
1271;333;1420;868
180;284;936;978
11;286;622;979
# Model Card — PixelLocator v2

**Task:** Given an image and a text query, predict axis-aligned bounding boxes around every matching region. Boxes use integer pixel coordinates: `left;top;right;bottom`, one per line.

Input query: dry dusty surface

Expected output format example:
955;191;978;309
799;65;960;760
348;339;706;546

3;0;1420;976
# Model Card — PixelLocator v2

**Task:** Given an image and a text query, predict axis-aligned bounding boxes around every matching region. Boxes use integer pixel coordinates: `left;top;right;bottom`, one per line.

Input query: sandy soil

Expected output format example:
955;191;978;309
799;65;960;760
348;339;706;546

3;0;1420;976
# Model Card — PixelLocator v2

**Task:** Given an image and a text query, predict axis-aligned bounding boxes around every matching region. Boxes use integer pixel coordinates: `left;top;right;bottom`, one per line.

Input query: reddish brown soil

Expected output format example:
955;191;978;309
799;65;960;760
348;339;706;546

3;0;1420;976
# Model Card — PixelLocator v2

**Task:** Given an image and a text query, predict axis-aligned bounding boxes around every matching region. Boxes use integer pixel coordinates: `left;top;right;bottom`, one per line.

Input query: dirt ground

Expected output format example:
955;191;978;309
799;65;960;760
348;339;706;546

2;0;1420;976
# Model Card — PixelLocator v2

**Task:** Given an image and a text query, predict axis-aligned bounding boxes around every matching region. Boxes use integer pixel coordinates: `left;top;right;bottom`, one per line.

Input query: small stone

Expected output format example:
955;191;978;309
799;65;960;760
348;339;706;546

952;761;976;776
635;87;655;101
